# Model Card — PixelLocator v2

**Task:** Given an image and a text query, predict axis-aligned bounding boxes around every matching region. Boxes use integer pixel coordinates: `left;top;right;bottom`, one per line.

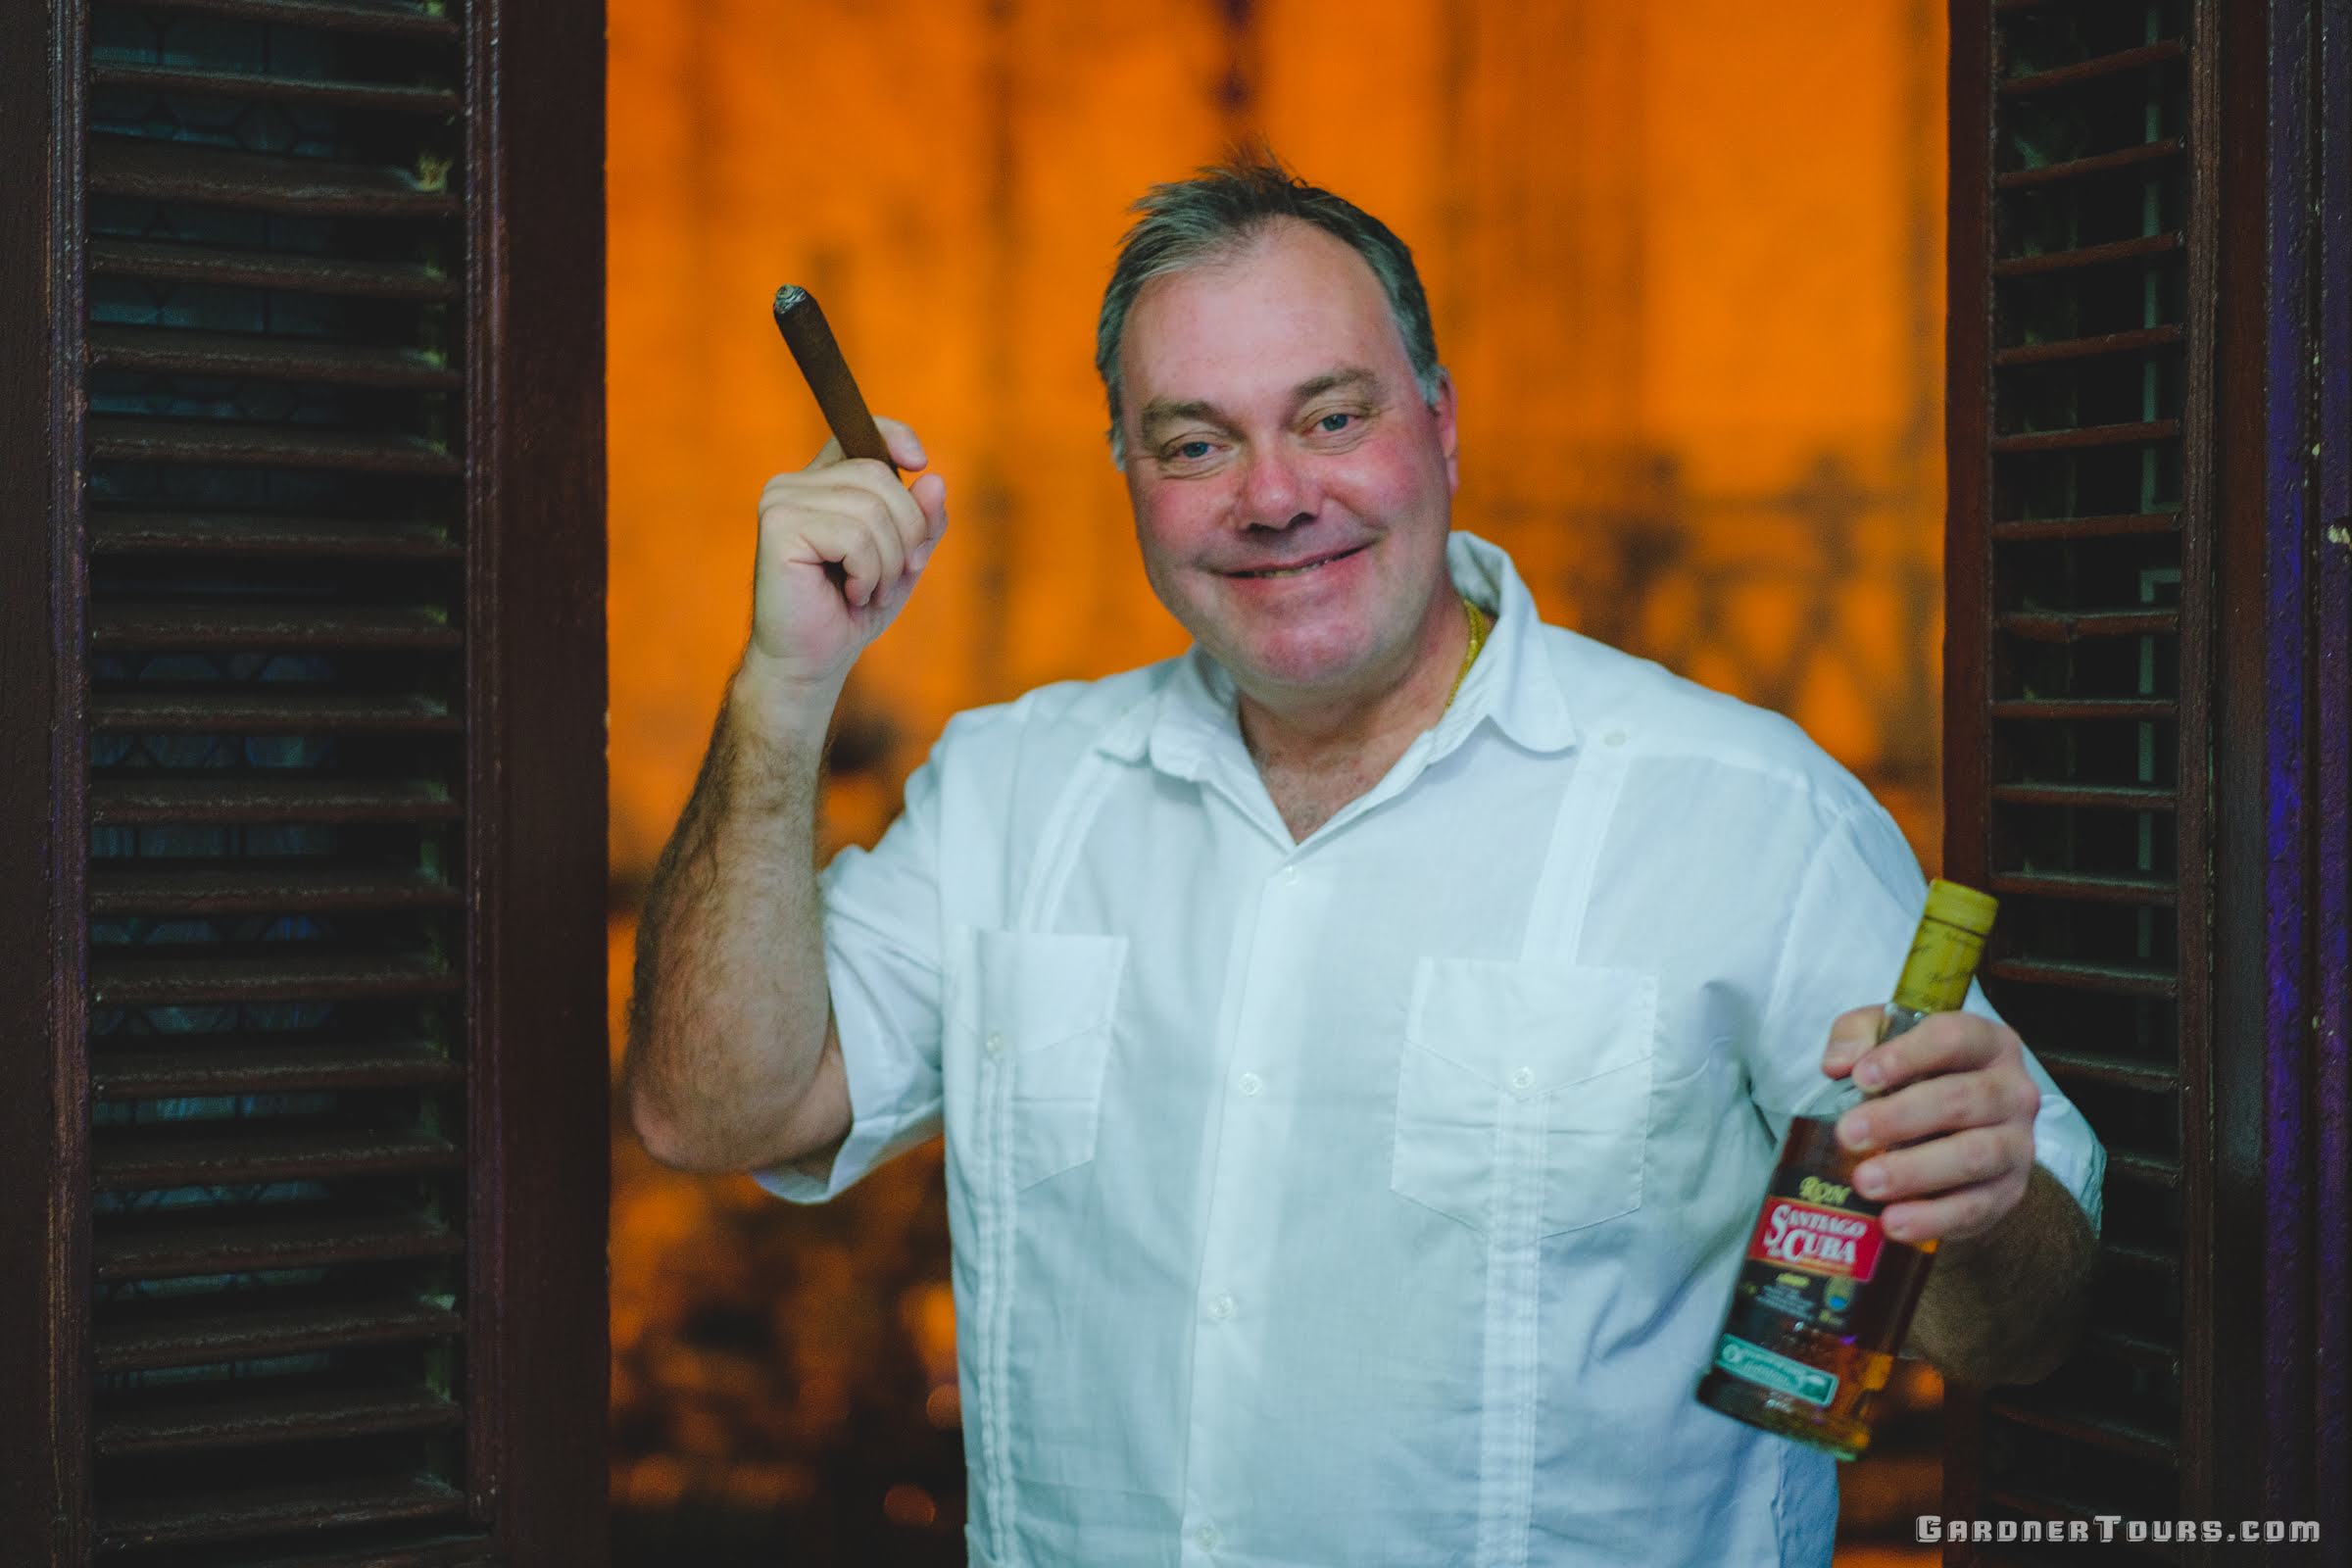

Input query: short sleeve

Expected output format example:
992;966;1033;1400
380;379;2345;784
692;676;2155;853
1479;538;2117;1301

1750;802;2108;1235
753;752;949;1203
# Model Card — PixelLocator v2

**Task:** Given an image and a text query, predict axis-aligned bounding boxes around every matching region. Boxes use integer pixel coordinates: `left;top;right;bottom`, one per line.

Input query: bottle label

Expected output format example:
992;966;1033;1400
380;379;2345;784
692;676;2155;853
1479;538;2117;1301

1713;1334;1838;1406
1720;1146;1924;1347
1746;1194;1885;1282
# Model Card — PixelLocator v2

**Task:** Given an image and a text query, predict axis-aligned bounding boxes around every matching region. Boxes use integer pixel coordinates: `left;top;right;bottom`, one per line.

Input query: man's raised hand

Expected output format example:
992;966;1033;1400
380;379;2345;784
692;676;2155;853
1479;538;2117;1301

742;416;948;710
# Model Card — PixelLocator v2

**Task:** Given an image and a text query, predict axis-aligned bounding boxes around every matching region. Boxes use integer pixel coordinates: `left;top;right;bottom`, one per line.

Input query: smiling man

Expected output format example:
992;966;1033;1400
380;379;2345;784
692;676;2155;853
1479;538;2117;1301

623;157;2105;1567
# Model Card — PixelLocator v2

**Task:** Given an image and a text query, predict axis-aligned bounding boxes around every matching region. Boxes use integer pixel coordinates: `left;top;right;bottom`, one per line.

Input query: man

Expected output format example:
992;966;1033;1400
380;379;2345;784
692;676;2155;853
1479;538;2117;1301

625;158;2103;1566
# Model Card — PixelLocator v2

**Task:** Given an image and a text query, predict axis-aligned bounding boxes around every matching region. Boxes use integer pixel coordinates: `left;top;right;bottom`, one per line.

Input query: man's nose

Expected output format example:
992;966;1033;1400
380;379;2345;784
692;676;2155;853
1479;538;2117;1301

1235;445;1318;529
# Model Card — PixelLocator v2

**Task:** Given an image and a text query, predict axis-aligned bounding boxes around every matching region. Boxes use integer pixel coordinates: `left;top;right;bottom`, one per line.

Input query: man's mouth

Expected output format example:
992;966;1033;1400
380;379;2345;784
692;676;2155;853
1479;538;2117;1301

1228;545;1367;579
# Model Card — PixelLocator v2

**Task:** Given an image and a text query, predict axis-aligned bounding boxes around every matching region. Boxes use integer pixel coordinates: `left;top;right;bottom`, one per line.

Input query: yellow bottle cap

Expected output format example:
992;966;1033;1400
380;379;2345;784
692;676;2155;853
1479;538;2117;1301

1891;879;1999;1015
1923;878;1998;938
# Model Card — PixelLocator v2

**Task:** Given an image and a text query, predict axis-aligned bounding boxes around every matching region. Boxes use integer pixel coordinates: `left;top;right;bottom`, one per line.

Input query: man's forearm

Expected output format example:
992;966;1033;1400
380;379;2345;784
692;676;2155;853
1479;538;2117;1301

623;667;840;1171
1904;1162;2096;1387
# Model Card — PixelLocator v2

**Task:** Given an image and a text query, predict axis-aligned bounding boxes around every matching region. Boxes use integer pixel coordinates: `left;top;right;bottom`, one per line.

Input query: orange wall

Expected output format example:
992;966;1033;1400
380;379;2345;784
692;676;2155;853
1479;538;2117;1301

610;0;1949;886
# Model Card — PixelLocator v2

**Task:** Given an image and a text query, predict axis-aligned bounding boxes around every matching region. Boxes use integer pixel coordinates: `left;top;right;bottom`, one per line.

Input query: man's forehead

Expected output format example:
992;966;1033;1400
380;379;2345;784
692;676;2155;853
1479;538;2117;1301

1120;228;1403;400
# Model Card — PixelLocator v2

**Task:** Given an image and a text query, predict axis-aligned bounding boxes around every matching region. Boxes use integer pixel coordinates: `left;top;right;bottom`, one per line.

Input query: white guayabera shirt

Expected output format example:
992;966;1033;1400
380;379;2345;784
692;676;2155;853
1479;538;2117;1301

762;532;2106;1568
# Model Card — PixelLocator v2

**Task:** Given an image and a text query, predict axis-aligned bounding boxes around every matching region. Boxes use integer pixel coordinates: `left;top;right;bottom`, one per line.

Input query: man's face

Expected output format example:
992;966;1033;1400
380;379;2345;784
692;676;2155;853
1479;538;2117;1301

1115;220;1459;707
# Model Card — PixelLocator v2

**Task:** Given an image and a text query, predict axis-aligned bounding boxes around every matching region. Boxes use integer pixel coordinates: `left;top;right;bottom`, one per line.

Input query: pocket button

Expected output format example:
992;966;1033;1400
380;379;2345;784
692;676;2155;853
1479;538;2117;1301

1509;1065;1535;1096
985;1031;1005;1057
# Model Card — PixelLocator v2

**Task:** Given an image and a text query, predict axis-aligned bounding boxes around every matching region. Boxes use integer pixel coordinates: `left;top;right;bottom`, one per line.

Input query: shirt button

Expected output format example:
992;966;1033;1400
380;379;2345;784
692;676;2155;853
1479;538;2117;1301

1280;865;1301;886
1509;1065;1535;1094
1195;1524;1220;1549
1603;728;1628;747
1238;1072;1261;1097
985;1032;1005;1057
1208;1294;1235;1321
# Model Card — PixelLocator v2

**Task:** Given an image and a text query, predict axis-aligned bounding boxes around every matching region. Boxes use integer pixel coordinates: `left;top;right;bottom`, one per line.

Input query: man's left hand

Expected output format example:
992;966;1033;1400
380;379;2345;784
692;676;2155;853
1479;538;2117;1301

1819;1009;2041;1246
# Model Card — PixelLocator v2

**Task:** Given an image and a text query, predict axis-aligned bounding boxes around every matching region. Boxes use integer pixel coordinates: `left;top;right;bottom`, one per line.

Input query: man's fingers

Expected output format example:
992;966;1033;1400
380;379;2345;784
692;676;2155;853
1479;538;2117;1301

762;466;931;583
773;502;905;609
1838;1065;2034;1152
906;472;949;570
1851;1123;2025;1198
1851;1011;2011;1094
1820;1006;1882;1077
873;416;929;471
1854;1126;2034;1243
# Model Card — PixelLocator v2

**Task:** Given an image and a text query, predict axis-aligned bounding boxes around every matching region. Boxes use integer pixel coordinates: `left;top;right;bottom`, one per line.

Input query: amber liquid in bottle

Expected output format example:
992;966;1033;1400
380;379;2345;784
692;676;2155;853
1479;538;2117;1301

1692;879;1998;1461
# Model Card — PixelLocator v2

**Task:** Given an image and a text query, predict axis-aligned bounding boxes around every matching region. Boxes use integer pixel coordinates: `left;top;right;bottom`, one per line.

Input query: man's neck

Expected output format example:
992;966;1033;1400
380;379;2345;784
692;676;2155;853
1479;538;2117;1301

1234;591;1473;785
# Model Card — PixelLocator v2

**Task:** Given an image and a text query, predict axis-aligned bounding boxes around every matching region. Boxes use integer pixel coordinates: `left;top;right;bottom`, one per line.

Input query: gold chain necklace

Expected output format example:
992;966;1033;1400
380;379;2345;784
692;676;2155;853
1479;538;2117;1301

1444;594;1489;710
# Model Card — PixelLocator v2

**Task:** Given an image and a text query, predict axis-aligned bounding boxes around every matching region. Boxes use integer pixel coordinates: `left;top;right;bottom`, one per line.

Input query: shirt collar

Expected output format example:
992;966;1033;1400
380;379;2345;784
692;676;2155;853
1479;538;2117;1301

1096;530;1578;774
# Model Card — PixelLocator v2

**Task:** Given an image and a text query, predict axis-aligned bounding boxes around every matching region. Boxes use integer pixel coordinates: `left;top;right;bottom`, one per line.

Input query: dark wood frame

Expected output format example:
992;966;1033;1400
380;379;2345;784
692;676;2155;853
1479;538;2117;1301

0;1;610;1560
1944;0;2351;1557
2;3;92;1559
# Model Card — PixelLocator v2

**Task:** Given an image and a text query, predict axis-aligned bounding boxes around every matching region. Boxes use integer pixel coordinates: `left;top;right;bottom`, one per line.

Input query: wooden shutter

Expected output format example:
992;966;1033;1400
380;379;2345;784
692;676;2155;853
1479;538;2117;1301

1947;0;2350;1558
1;2;608;1564
1945;0;2203;1555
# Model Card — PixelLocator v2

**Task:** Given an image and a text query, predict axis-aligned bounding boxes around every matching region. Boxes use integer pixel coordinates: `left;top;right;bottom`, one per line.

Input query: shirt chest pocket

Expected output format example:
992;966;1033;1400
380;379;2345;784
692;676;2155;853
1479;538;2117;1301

1391;957;1658;1237
947;927;1129;1192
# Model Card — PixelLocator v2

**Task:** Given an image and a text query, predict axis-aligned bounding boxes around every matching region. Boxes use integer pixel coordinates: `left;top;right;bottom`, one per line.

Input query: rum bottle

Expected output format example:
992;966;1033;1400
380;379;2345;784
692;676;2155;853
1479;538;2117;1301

1692;878;1999;1460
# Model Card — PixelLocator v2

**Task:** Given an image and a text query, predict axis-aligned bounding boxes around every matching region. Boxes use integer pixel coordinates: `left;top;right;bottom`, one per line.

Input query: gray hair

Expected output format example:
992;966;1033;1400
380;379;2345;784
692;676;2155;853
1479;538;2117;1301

1094;151;1445;465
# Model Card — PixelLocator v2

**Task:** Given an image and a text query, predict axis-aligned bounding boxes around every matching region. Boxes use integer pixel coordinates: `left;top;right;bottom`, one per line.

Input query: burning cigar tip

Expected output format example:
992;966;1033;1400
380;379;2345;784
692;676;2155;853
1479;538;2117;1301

773;284;809;317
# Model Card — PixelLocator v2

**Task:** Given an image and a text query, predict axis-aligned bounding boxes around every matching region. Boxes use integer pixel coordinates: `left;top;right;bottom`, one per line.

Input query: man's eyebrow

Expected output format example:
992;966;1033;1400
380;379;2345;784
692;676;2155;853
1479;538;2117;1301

1137;368;1386;441
1137;398;1235;438
1291;367;1381;403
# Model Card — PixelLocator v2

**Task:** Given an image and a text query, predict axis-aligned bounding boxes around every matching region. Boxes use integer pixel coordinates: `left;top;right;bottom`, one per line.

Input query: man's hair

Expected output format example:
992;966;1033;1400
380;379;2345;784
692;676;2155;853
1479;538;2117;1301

1094;151;1444;465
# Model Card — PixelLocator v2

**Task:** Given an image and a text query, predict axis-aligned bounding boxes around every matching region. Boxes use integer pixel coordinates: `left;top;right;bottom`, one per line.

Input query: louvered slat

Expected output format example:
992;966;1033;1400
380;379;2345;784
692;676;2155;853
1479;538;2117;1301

1990;697;2176;719
92;603;460;651
94;1127;463;1190
90;691;459;732
90;64;463;118
1984;956;2177;996
1995;136;2184;190
89;866;459;915
1996;608;2178;640
122;0;462;39
91;954;459;1007
1987;869;2178;904
94;1212;463;1283
1992;232;2184;278
92;1037;460;1099
1989;512;2180;541
96;1294;463;1373
1993;324;2184;368
88;237;460;300
2034;1047;2181;1093
1999;38;2186;95
88;325;462;391
1985;1397;2179;1467
87;137;459;219
1989;418;2182;454
87;416;461;475
1990;781;2177;809
97;1386;461;1456
88;512;459;559
90;777;460;826
94;1477;469;1554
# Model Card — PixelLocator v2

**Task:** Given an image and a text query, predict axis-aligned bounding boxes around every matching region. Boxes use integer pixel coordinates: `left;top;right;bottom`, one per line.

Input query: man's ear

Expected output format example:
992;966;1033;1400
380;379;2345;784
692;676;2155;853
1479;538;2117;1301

1432;369;1459;493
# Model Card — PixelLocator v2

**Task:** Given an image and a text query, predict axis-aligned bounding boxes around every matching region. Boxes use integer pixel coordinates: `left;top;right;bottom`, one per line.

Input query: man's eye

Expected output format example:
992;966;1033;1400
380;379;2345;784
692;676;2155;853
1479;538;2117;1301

1315;412;1354;434
1172;440;1213;461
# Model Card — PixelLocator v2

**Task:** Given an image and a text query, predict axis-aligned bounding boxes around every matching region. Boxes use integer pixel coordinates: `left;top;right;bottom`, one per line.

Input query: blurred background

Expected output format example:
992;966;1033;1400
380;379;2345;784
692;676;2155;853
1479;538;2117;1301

607;2;1952;1561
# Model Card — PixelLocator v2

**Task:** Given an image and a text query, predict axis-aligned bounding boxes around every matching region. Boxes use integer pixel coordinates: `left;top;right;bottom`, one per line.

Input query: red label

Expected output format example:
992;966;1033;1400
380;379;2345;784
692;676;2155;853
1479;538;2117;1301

1745;1199;1884;1281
